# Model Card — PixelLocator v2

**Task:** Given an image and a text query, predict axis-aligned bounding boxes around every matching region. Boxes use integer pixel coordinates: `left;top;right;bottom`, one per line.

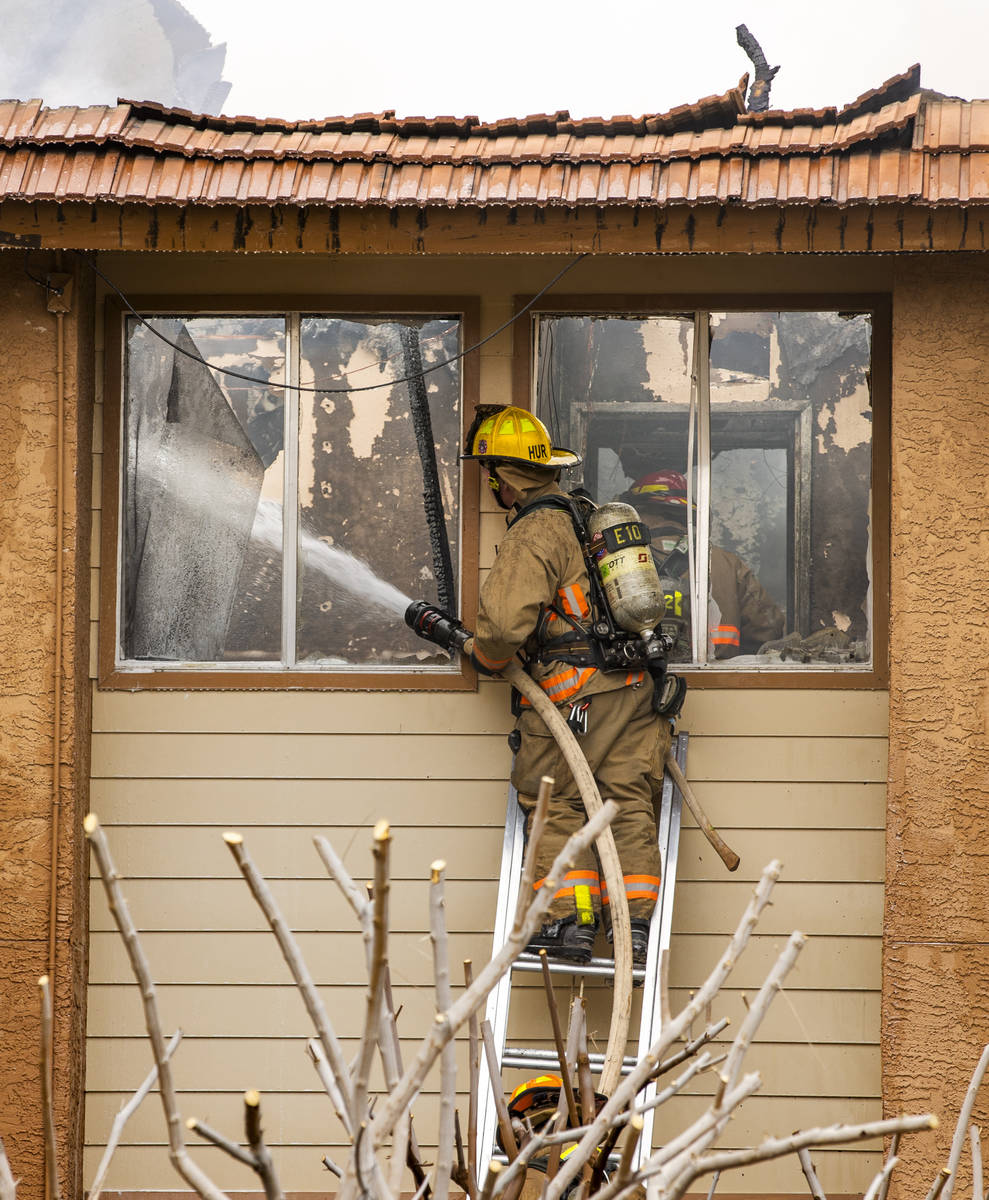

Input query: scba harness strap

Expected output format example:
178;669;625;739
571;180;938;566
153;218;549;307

509;491;686;720
508;493;616;672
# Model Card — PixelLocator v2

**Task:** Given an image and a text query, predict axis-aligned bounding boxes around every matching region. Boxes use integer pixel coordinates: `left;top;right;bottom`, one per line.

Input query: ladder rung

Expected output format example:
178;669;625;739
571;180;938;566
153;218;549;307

512;953;646;980
491;1151;622;1167
502;1046;639;1072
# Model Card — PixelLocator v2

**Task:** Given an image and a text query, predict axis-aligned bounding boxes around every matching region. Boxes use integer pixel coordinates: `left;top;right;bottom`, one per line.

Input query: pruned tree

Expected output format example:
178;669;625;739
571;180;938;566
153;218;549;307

6;796;987;1200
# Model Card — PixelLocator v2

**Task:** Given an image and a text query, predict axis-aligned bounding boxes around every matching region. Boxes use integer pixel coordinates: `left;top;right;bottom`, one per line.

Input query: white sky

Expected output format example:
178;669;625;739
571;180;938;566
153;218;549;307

187;0;989;122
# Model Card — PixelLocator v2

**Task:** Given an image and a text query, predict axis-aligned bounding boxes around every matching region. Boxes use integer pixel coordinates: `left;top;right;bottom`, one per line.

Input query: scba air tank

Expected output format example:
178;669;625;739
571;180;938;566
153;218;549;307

587;503;665;634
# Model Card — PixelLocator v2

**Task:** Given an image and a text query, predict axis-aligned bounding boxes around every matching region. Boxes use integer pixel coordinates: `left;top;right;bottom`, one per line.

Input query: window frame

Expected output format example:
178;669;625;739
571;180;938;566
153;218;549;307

99;294;481;691
514;292;891;690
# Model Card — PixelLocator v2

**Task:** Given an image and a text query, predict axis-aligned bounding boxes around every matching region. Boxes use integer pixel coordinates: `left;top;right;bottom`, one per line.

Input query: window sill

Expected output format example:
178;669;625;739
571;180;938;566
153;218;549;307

677;664;886;689
98;662;478;692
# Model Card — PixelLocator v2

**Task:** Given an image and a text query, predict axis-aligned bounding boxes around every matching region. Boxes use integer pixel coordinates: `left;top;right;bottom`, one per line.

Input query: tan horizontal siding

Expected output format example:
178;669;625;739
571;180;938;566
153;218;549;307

87;983;879;1043
97;683;887;731
90;1035;872;1100
90;687;885;738
86;674;887;1193
89;776;886;829
91;731;885;782
85;826;883;882
89;931;881;990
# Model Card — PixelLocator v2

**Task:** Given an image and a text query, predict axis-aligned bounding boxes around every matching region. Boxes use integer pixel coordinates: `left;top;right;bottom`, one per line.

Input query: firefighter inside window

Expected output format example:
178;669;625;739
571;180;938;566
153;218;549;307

622;470;785;661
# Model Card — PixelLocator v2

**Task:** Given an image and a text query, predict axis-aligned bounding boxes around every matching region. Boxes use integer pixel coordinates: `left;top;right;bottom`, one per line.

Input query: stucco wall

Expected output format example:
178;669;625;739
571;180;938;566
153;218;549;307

885;253;989;1195
0;251;92;1199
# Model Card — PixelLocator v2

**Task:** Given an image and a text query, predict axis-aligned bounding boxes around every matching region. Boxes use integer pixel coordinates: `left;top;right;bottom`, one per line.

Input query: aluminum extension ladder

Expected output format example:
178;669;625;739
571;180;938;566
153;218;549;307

476;732;688;1177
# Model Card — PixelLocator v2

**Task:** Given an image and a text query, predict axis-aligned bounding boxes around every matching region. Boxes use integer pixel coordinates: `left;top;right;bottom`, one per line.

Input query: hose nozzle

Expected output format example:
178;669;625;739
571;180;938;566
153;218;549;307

405;601;472;655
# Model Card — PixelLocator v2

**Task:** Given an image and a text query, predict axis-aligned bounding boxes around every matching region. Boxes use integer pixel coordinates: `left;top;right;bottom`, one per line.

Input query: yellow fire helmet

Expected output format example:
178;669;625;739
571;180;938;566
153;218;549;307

462;405;581;470
498;1074;608;1152
507;1074;564;1118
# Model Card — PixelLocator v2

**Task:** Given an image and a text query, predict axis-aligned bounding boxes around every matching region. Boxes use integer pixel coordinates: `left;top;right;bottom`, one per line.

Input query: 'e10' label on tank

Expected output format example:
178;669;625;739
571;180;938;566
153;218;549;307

600;522;648;552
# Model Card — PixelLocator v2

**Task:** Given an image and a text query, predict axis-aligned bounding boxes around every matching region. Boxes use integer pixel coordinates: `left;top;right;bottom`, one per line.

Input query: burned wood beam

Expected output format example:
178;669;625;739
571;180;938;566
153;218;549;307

736;24;779;112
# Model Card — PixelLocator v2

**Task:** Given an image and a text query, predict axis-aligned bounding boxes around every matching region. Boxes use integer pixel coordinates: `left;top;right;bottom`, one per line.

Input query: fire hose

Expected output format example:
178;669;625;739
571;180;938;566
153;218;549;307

403;602;632;1093
498;655;633;1097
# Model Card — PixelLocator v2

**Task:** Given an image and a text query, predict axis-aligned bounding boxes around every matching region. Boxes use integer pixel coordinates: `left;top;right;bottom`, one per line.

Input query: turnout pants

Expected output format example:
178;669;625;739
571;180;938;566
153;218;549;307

512;682;672;922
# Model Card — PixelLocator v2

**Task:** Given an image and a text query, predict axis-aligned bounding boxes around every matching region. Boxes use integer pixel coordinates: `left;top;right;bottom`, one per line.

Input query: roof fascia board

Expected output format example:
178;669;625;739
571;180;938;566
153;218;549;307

1;198;986;255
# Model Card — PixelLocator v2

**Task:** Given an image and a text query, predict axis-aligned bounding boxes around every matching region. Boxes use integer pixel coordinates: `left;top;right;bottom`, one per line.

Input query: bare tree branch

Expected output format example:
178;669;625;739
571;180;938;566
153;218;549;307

614;1115;643;1190
306;1038;352;1134
638;1051;724;1116
928;1169;953;1200
85;813;229;1200
664;1114;937;1200
644;1073;764;1184
944;1046;989;1200
540;952;579;1129
864;1156;899;1200
313;834;372;931
546;861;783;1200
245;1089;284;1200
649;1018;730;1083
38;977;61;1200
480;1160;503;1200
354;822;391;1128
90;1030;183;1200
972;1126;983;1200
379;968;428;1197
223;831;354;1132
430;860;456;1200
374;801;619;1145
724;931;805;1091
0;1133;16;1200
482;1018;519;1160
387;1108;410;1199
186;1117;256;1168
464;960;480;1200
80;818;952;1200
797;1147;827;1200
876;1131;901;1200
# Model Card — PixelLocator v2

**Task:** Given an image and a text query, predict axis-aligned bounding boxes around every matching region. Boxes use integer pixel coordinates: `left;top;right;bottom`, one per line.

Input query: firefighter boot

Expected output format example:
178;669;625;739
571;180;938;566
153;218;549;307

526;915;598;965
606;918;652;966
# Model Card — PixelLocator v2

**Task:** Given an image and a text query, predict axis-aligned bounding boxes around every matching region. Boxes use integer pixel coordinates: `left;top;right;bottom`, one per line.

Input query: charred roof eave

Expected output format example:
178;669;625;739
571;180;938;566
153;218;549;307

2;194;987;261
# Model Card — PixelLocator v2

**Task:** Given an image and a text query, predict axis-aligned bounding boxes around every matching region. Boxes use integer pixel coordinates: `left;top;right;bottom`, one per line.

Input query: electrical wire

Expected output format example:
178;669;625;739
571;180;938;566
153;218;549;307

70;249;588;396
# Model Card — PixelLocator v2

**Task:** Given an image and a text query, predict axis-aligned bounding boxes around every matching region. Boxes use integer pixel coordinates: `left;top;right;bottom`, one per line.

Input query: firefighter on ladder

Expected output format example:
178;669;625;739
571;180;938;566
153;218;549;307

462;406;673;966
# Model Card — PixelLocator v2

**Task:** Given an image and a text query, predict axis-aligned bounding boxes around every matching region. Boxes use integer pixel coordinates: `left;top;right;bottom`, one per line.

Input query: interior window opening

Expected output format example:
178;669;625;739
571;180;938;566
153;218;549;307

535;309;874;671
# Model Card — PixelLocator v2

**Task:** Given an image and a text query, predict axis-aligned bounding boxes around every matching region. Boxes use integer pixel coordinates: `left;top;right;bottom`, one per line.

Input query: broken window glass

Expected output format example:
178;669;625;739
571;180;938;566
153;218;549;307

535;309;874;670
122;316;285;663
296;317;461;667
119;312;462;673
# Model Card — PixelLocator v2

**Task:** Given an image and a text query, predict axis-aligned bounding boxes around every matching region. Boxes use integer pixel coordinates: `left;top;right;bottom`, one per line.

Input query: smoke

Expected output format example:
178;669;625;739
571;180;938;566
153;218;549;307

0;0;231;113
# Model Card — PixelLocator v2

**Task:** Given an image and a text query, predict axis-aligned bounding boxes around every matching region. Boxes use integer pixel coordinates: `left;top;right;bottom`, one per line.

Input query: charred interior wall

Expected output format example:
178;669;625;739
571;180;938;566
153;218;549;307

0;251;92;1200
885;252;989;1196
